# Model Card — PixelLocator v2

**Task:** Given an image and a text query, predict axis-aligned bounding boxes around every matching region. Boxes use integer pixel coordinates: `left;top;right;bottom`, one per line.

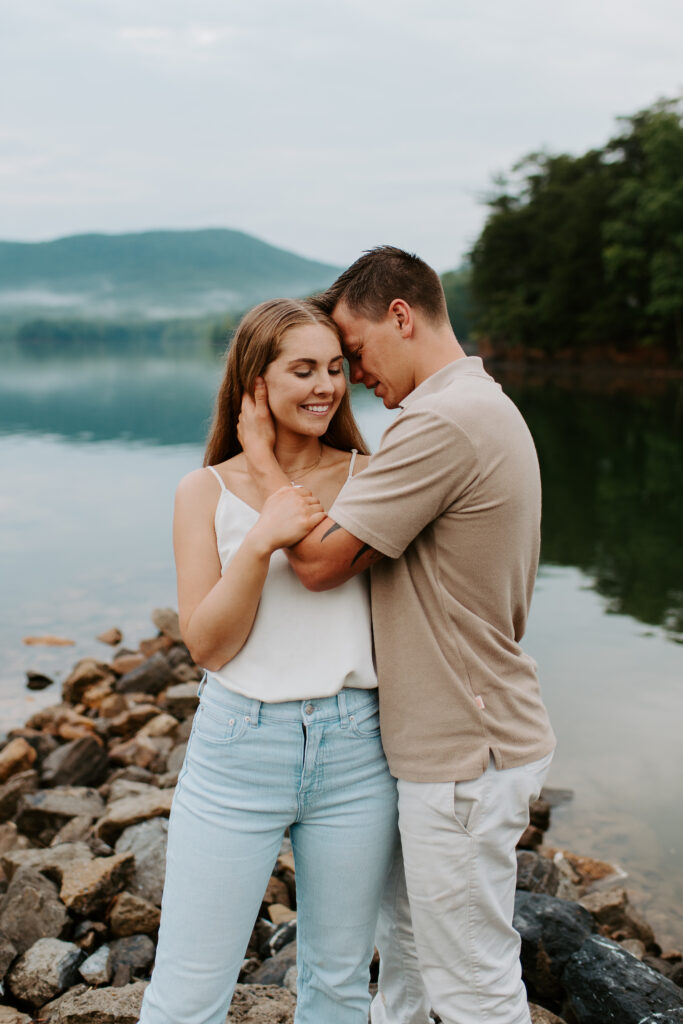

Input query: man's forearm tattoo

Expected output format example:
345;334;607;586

320;521;381;568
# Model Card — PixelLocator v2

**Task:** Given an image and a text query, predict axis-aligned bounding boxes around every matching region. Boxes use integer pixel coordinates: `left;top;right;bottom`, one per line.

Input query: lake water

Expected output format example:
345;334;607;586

1;353;681;946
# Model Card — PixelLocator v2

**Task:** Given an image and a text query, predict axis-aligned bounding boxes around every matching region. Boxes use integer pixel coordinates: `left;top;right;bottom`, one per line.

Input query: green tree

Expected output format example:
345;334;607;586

440;264;474;342
603;98;683;358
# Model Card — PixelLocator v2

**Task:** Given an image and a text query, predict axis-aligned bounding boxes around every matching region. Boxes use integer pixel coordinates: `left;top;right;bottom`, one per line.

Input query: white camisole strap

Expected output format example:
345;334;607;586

347;449;358;479
206;466;227;491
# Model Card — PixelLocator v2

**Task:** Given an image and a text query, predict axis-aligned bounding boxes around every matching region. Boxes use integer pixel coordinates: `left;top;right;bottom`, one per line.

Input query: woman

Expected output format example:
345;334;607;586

138;299;398;1024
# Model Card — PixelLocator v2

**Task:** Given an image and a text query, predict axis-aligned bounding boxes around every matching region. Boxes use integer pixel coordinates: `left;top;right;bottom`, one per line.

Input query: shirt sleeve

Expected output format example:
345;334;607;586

330;405;480;558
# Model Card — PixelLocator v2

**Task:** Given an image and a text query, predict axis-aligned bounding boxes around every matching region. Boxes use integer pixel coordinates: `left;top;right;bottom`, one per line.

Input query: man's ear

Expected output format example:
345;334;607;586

389;299;414;338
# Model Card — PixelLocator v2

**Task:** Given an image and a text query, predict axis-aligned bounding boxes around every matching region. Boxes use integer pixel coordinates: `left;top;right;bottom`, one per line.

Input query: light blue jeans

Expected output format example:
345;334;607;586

139;675;398;1024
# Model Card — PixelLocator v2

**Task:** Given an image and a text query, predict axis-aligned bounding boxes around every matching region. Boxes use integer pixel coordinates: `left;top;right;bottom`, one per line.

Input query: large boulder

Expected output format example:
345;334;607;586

7;937;83;1006
227;984;296;1022
15;787;105;842
0;867;69;954
58;852;135;915
41;980;148;1023
41;736;110;788
513;890;595;1005
563;935;683;1024
114;818;168;906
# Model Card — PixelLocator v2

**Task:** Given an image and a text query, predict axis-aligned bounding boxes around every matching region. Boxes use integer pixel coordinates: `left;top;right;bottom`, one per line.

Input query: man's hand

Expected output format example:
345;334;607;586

238;378;277;468
249;486;325;553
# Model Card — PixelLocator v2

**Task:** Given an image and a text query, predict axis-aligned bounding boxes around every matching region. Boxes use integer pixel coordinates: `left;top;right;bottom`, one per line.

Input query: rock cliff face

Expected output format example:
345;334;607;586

0;611;680;1023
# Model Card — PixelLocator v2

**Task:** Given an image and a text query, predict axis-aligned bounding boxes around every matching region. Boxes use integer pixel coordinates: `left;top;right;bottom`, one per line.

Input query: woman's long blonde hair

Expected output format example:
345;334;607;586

204;298;369;466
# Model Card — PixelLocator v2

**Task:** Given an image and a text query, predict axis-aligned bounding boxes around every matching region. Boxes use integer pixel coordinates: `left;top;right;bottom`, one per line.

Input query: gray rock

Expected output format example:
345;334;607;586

516;850;561;896
248;940;297;986
50;815;96;846
115;653;174;696
514;890;596;1006
166;742;187;775
40;980;148;1023
163;682;199;719
563;934;683;1023
79;944;113;986
114;818;168;906
96;788;174;845
0;821;32;855
8;937;83;1005
107;934;156;983
16;787;105;841
227;983;296;1022
0;770;39;823
283;964;298;995
0;933;18;979
106;780;157;805
41;737;110;788
1;841;93;882
0;867;69;954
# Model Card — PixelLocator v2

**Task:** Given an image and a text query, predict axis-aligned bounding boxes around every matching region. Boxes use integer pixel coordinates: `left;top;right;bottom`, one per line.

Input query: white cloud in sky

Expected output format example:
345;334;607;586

1;0;681;269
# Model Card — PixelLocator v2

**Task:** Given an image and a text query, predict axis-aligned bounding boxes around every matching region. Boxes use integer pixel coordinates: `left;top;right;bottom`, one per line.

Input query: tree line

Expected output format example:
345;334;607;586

466;97;683;360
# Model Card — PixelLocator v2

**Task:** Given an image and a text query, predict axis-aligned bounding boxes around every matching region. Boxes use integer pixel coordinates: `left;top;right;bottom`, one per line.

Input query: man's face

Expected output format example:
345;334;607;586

331;301;414;409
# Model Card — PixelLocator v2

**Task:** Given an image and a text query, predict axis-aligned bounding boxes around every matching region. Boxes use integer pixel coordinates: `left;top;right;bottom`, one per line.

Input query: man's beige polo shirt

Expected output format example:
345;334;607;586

331;357;556;782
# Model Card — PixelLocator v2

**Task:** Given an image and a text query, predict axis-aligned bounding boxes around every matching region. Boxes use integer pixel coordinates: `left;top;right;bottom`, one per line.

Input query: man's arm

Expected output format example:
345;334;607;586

238;382;383;590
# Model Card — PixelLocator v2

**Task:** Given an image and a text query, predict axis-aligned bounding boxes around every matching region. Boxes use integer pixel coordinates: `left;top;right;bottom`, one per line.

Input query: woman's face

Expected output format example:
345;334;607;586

261;324;347;439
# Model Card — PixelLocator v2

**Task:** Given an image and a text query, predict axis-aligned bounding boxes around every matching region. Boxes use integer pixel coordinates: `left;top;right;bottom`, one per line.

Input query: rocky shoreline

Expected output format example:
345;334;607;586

0;612;681;1024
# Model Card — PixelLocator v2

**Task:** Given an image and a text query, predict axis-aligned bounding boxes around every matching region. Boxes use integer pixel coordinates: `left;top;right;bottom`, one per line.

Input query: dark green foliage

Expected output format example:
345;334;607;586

471;97;683;358
440;265;474;342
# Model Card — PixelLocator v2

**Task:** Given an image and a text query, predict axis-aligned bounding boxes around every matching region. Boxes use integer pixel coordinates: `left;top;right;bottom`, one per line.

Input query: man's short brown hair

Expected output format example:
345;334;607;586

315;245;449;324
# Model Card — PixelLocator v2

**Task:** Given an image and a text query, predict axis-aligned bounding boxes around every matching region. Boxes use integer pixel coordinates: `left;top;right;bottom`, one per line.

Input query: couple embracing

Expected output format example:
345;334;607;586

138;246;555;1024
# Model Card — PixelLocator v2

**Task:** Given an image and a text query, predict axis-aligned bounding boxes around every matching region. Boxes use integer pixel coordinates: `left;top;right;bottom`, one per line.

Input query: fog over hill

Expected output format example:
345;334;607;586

0;229;342;321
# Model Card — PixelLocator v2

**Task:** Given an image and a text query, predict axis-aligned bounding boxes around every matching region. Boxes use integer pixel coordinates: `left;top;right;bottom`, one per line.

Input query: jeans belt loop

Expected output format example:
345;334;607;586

197;672;207;698
337;689;349;729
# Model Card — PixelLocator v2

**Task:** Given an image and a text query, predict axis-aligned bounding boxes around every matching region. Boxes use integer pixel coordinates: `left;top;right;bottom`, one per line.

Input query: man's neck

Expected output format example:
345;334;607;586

412;326;467;390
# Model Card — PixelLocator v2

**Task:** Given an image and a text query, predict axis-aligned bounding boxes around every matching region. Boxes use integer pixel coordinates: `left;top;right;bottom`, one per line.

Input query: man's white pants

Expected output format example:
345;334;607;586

371;752;553;1024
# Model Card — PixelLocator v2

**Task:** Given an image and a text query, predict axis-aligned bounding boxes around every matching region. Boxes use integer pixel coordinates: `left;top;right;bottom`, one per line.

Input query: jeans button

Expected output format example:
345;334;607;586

305;703;315;715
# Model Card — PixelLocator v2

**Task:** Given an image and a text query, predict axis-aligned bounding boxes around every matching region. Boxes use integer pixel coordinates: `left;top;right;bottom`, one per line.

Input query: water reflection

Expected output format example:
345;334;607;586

1;355;682;639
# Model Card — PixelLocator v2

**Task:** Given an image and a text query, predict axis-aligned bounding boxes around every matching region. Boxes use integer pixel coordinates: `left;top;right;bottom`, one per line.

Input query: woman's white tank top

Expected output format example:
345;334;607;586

204;453;377;702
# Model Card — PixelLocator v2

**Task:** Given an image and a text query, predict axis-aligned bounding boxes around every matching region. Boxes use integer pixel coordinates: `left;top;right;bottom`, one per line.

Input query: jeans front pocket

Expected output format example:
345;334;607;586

193;699;250;745
348;698;381;739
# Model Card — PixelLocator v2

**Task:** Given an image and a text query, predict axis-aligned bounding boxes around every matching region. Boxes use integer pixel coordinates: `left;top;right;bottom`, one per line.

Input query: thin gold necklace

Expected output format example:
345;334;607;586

285;443;324;482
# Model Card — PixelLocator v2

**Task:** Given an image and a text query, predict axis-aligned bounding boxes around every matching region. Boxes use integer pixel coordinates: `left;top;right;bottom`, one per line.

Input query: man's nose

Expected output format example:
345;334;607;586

349;363;364;383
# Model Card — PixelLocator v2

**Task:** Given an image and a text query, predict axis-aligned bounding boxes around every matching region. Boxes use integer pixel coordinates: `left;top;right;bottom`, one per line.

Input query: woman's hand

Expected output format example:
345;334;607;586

249;486;325;553
238;379;276;464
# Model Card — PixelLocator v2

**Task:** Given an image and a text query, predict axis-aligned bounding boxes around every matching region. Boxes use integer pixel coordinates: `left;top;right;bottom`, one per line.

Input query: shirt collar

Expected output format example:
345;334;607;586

399;356;495;409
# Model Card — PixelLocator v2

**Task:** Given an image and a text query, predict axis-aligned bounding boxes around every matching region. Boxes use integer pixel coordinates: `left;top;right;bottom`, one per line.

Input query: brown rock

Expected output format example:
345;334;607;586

109;892;161;936
579;886;656;945
80;678;115;710
0;769;39;822
108;705;160;738
529;1005;568;1024
529;798;551;831
96;788;175;844
41;979;148;1023
110;654;145;677
0;867;69;954
62;659;113;704
263;876;290;908
517;824;543;850
138;713;178;739
227;984;296;1022
171;662;202;684
548;848;628;893
99;693;130;717
22;635;74;646
138;636;173;658
15;787;105;842
0;1006;32;1023
151;607;182;643
108;735;173;772
0;821;32;854
269;904;296;925
50;815;96;846
1;841;94;882
97;628;123;646
59;852;135;915
0;738;37;784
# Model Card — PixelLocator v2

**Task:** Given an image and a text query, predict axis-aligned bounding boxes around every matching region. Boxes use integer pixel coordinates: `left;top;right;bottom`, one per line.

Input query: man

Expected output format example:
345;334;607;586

240;246;556;1024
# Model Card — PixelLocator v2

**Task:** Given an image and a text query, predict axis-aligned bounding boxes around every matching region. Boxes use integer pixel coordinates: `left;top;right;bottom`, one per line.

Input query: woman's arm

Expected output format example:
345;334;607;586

173;469;324;671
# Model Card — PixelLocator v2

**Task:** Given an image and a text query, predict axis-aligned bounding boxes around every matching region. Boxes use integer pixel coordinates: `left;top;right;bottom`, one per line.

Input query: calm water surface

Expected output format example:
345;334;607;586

1;354;681;946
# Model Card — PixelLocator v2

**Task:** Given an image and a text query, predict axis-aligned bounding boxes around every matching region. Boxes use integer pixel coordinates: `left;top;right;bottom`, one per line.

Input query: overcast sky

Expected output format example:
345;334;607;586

2;0;681;270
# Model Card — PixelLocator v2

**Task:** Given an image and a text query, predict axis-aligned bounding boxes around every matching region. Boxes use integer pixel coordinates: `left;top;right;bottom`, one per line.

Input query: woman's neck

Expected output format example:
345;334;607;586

274;431;324;479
